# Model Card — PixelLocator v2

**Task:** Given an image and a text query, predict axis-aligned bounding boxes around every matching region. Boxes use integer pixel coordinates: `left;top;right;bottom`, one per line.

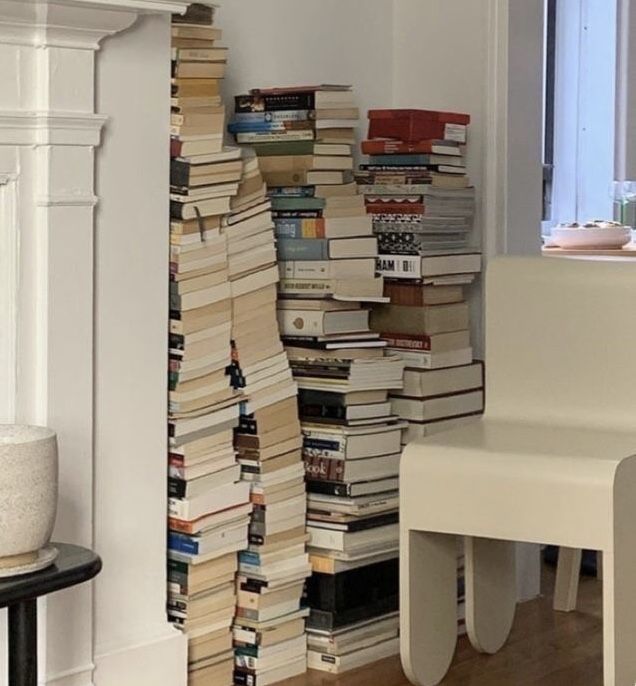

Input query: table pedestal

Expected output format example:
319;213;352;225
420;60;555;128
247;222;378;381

9;600;37;686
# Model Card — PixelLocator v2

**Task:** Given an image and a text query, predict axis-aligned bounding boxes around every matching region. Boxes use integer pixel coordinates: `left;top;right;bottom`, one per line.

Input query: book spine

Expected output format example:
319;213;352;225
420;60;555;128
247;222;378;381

168;476;187;498
167;557;188;575
272;210;322;218
267;186;316;198
274;218;326;238
362;140;437;154
376;255;421;279
168;497;188;519
298;389;344;406
306;480;351;496
236;131;315;144
368;154;431;166
303;454;345;481
167;517;194;534
270;197;325;210
276;238;329;261
235;92;315;112
167;532;199;555
278;279;336;296
358;184;431;195
232;110;314;123
299;403;347;421
169;200;186;220
170;160;190;187
238;550;261;566
228;121;313;134
279;260;332;278
381;332;432;350
170;138;183;157
303;436;345;459
233;668;256;686
367;204;425;214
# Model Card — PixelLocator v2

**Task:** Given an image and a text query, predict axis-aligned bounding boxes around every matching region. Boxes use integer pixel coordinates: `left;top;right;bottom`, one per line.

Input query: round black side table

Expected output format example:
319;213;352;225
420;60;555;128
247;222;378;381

0;543;102;686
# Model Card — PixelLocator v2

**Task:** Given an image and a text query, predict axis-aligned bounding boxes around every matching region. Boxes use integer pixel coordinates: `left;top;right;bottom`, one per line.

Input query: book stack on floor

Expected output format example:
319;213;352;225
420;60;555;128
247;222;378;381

370;255;485;443
168;8;252;686
230;85;407;674
354;109;482;641
224;152;313;686
230;84;384;302
356;108;484;442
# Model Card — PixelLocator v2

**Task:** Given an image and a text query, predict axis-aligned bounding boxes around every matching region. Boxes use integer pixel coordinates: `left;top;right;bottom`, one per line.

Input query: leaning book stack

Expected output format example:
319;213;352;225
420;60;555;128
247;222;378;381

168;7;251;686
229;84;408;673
225;153;312;686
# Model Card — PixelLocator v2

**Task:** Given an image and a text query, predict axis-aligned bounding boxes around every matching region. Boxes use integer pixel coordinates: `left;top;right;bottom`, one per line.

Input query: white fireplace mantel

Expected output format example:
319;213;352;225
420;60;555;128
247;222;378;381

0;1;187;685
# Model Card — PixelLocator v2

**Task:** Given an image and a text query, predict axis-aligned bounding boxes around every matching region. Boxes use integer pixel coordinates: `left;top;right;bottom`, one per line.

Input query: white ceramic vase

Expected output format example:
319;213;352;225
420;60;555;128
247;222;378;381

0;425;58;572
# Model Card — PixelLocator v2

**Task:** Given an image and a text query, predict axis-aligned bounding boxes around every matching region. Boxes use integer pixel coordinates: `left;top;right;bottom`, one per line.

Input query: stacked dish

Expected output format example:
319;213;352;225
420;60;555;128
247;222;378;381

548;220;632;249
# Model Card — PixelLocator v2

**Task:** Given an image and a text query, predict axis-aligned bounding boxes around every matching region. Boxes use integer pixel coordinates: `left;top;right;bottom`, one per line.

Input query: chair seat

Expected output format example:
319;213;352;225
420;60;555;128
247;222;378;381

400;418;636;551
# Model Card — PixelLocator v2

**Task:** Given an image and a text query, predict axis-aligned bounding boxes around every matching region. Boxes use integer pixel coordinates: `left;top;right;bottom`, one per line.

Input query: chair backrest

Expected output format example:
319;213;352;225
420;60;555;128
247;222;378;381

485;256;636;430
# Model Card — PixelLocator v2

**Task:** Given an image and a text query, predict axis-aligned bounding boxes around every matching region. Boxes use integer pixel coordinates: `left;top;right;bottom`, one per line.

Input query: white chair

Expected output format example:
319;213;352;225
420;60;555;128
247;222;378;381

400;256;636;686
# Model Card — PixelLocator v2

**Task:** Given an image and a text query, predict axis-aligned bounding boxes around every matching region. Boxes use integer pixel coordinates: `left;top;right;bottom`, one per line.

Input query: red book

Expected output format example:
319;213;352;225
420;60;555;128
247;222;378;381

361;139;461;155
170;138;184;157
368;109;470;144
366;203;425;215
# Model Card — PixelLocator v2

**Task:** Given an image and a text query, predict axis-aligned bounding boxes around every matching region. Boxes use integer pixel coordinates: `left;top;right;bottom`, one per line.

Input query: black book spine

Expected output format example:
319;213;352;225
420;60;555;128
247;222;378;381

307;596;399;631
169;200;186;220
336;511;399;532
170;160;191;187
235;92;315;113
239;580;267;593
233;669;255;686
169;333;185;349
167;477;186;498
306;558;399;613
305;480;351;497
298;389;346;407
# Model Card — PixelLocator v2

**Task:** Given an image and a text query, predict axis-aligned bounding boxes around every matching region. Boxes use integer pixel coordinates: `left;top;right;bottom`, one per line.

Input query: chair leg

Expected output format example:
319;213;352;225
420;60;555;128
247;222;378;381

400;530;458;686
602;549;636;686
464;537;516;654
553;547;582;612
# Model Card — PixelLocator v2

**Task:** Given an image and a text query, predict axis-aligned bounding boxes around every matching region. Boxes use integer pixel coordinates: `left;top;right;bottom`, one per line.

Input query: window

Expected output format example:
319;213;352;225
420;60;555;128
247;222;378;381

542;0;618;232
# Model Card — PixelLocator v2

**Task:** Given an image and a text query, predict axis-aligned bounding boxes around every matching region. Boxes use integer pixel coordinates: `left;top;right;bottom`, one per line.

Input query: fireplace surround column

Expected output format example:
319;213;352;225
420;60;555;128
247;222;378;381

0;2;188;685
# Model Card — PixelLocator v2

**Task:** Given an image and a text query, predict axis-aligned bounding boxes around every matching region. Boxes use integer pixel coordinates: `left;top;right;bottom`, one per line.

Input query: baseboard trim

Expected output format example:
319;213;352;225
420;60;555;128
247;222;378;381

94;629;187;686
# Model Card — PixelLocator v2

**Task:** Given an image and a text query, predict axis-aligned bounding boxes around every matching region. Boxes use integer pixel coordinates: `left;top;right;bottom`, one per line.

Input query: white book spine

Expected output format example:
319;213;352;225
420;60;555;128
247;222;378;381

376;254;421;279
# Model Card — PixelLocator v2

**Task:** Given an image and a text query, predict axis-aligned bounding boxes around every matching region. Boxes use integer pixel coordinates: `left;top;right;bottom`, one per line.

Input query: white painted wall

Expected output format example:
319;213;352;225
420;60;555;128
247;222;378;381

218;0;393;154
94;12;187;686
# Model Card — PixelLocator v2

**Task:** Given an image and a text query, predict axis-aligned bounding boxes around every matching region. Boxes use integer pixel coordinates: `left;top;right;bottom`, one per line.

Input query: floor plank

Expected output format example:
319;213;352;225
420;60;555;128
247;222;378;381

281;567;603;686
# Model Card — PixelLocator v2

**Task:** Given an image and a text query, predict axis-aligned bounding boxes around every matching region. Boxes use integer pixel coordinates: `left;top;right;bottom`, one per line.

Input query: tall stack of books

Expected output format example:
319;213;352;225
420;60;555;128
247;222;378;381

230;85;407;675
353;108;483;642
168;7;251;686
357;108;484;442
225;154;312;686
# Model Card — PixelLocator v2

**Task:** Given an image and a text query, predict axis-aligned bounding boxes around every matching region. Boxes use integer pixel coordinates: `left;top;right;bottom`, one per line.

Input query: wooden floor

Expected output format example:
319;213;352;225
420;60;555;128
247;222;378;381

283;566;603;686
